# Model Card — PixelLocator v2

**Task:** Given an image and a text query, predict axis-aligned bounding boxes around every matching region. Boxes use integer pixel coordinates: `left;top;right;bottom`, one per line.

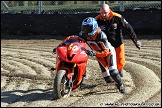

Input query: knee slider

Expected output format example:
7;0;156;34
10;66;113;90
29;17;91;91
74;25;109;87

109;69;119;77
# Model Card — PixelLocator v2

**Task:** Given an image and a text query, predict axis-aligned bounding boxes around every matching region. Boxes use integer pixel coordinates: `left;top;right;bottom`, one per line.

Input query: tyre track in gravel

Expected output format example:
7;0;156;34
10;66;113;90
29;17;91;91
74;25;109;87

1;37;161;107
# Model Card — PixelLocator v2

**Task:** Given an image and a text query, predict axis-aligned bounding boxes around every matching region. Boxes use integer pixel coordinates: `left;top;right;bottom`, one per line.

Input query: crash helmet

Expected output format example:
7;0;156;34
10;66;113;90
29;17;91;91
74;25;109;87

81;17;99;37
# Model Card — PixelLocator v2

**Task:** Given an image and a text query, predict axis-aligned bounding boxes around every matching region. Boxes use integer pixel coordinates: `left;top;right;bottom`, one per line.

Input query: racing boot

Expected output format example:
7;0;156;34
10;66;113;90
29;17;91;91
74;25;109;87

116;83;127;94
109;69;127;94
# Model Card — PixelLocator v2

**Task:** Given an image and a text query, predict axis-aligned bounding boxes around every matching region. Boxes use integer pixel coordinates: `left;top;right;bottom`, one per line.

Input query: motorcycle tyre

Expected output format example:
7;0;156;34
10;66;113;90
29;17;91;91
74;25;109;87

53;70;72;100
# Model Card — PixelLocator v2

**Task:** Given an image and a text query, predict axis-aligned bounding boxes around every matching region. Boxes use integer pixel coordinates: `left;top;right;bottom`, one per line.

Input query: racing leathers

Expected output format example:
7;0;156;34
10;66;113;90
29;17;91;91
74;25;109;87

78;28;127;94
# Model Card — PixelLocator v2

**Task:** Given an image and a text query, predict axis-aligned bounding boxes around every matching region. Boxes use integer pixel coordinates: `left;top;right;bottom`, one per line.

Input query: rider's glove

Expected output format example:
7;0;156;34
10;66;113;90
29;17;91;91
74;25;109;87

135;40;142;50
85;50;96;56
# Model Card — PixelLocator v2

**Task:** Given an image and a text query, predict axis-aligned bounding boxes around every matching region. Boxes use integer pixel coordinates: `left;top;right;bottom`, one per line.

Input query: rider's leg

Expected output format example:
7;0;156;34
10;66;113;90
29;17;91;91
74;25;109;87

98;61;114;83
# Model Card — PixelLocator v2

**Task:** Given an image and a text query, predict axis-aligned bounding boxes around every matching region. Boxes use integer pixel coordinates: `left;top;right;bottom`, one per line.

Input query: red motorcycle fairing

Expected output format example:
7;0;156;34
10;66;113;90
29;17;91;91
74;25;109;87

56;43;88;63
76;63;87;85
55;40;89;90
53;37;91;99
56;46;67;61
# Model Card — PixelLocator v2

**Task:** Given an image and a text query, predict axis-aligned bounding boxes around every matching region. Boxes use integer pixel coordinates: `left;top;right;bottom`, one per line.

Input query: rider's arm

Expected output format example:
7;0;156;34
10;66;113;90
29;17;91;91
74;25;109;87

95;32;112;57
96;42;111;57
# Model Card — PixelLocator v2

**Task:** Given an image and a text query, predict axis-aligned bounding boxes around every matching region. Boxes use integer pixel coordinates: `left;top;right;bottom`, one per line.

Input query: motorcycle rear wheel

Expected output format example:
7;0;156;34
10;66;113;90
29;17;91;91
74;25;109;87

53;70;72;100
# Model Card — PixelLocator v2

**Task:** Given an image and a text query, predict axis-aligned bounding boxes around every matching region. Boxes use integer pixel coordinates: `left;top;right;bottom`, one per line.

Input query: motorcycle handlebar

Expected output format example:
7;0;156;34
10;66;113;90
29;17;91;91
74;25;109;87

52;52;56;54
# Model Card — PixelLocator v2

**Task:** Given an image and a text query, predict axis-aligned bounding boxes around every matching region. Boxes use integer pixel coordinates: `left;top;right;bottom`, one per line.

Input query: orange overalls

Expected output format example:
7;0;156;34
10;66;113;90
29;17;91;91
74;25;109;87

95;9;139;72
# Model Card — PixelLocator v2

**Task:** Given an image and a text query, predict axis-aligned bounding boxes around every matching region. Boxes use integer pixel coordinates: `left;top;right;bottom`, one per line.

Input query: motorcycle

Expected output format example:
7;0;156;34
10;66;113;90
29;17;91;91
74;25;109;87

51;36;89;100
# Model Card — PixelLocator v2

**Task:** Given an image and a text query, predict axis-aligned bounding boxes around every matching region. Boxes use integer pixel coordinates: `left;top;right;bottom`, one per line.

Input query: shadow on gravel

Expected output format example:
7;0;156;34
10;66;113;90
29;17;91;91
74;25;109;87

1;84;117;104
1;88;53;104
74;83;118;97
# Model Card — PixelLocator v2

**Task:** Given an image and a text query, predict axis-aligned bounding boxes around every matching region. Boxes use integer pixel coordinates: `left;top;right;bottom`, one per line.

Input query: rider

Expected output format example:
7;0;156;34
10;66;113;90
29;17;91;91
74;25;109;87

78;17;127;94
53;17;127;94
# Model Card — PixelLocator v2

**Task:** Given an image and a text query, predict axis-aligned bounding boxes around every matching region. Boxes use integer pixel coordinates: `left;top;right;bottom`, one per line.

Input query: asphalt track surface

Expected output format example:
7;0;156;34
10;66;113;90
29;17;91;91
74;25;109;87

1;35;161;107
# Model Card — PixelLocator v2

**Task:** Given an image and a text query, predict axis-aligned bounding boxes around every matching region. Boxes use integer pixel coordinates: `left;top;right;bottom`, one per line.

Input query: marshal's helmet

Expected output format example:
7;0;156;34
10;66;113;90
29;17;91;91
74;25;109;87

81;17;99;37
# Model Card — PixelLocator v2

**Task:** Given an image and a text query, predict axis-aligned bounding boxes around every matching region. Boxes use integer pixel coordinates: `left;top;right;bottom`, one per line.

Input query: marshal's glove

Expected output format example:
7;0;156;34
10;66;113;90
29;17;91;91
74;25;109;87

135;40;142;50
85;50;96;56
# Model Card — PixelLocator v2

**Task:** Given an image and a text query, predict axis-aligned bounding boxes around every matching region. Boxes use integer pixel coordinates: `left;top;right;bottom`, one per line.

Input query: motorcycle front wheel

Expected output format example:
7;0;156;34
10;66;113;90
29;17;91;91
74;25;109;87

53;70;72;100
